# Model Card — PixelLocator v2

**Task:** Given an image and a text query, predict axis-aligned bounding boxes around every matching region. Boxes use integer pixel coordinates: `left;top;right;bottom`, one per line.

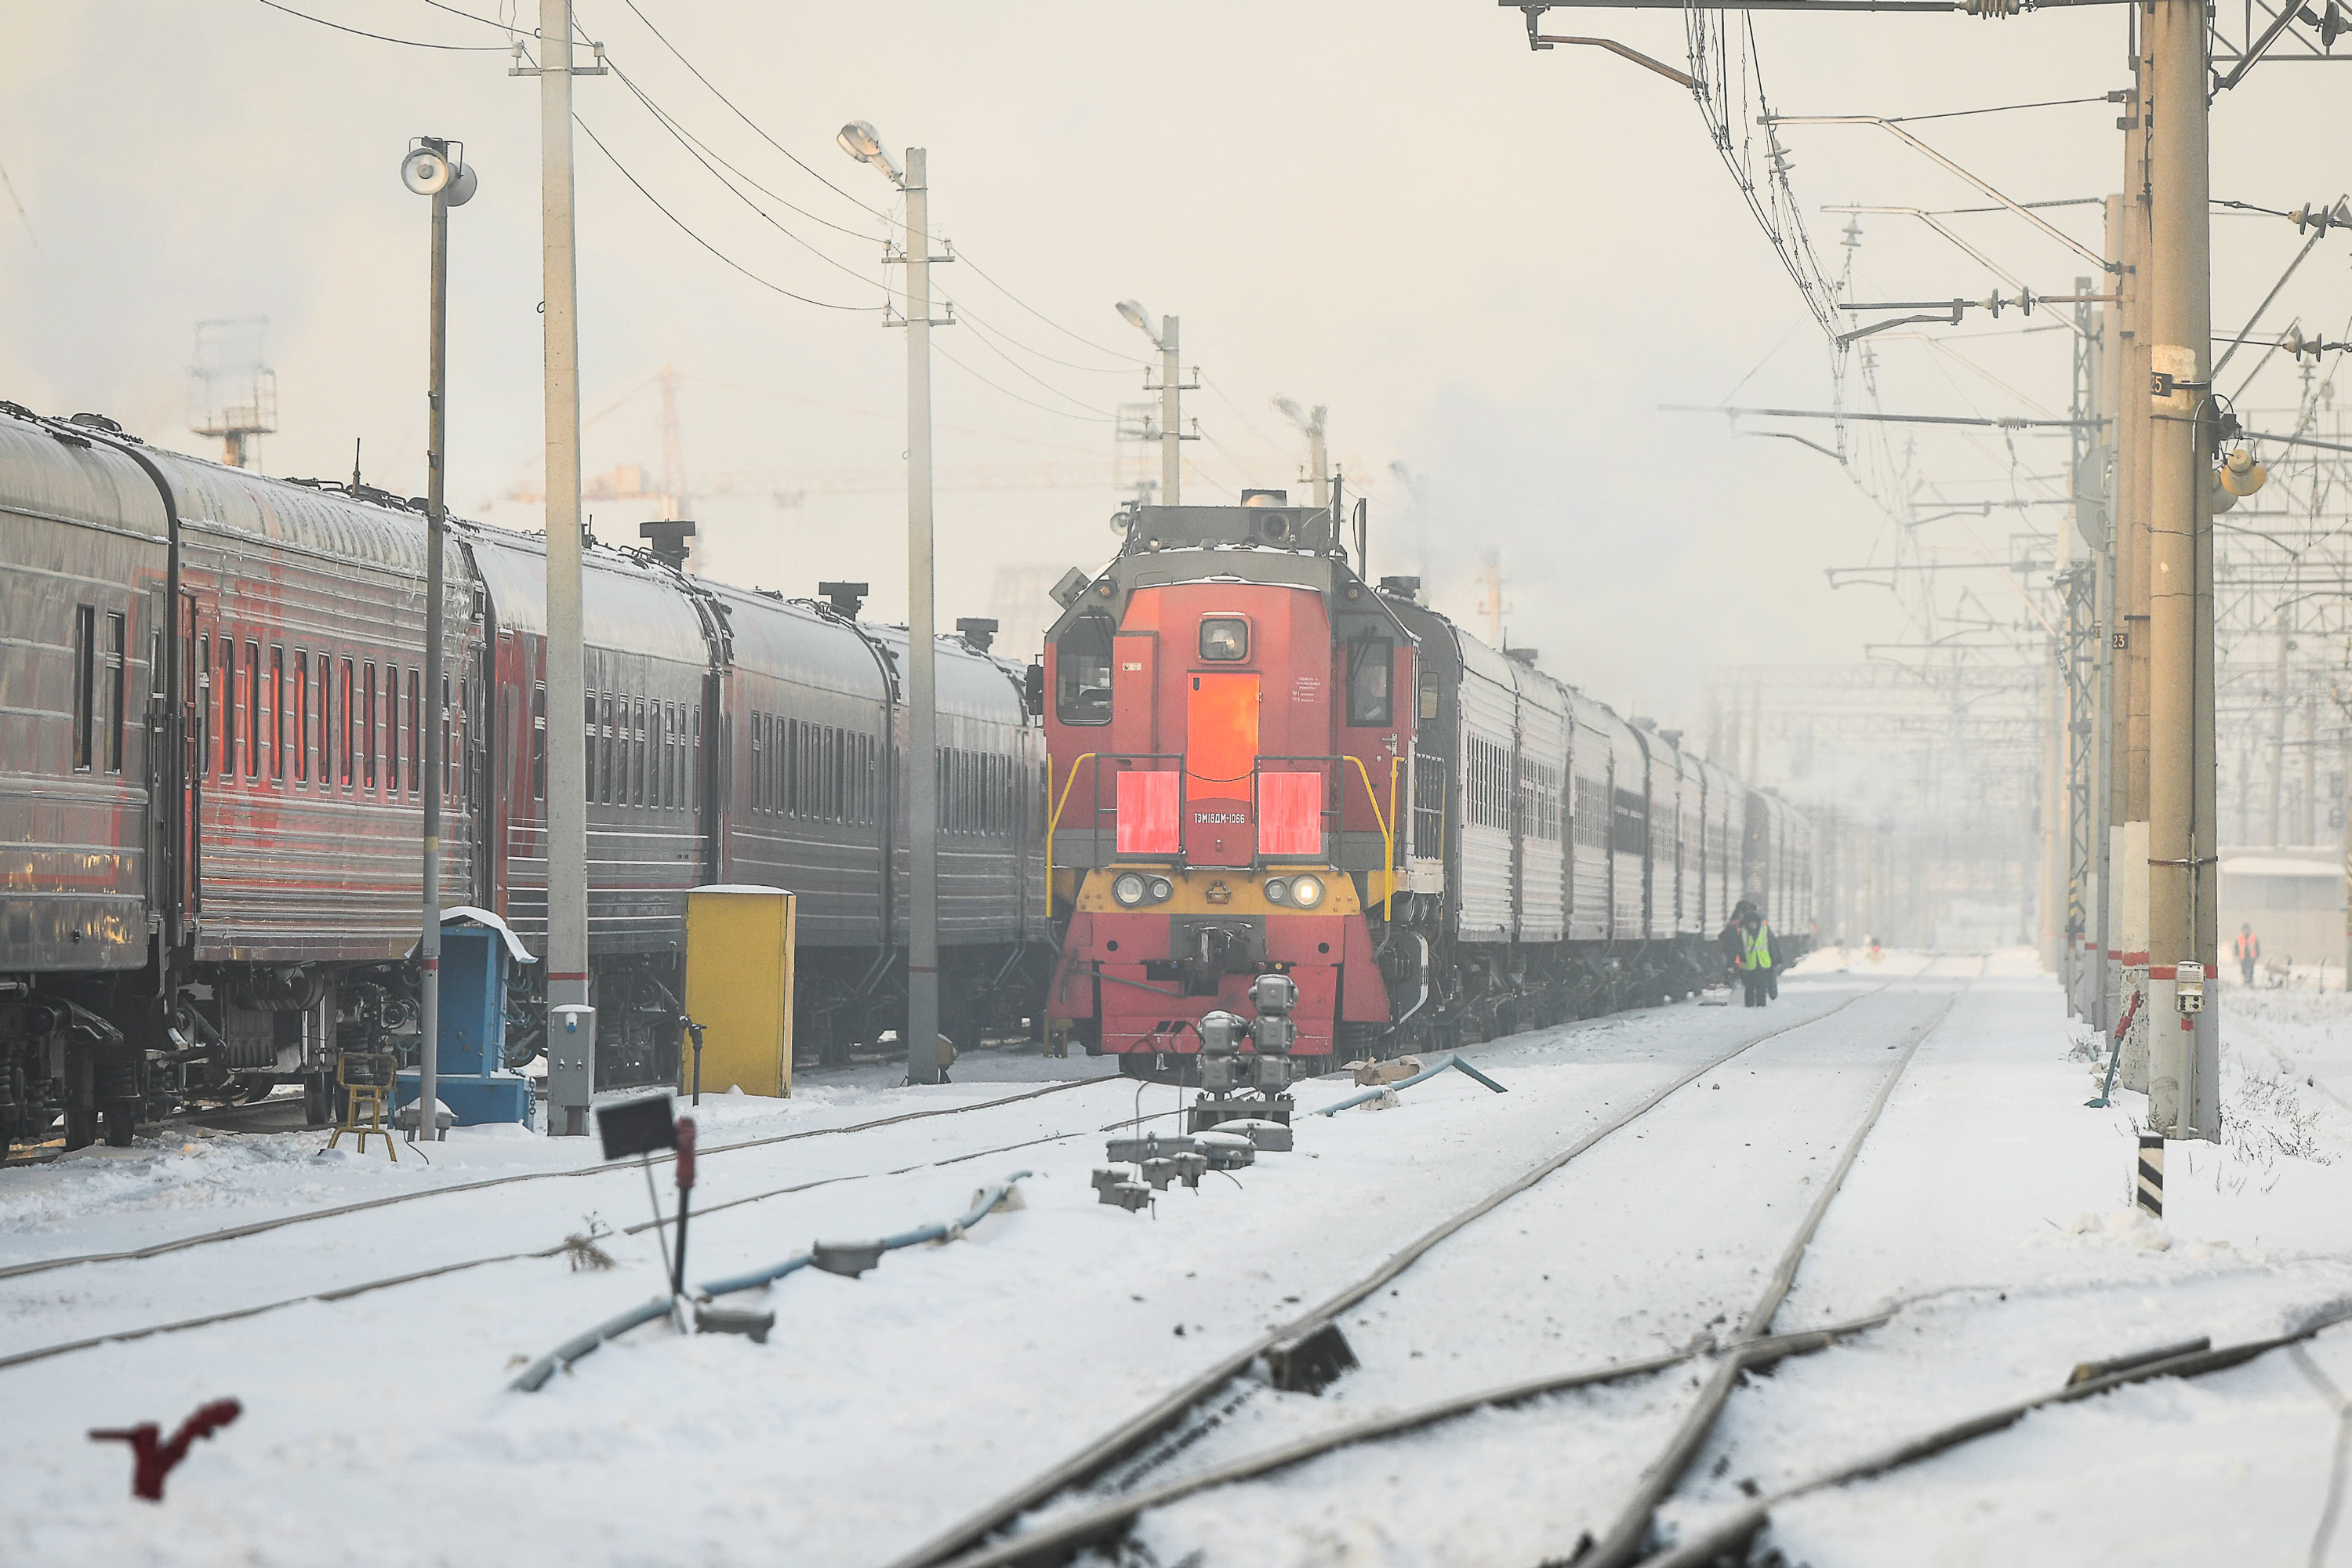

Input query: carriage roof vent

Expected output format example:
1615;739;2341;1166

638;520;695;570
955;617;999;651
818;581;869;618
1378;575;1421;601
1504;647;1538;666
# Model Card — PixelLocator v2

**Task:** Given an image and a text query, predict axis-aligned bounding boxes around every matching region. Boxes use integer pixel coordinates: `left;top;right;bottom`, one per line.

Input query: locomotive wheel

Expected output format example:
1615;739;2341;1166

102;1100;138;1149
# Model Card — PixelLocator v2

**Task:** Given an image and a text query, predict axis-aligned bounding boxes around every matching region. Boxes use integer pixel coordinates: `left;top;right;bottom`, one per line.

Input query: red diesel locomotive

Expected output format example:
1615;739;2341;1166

1043;492;1814;1076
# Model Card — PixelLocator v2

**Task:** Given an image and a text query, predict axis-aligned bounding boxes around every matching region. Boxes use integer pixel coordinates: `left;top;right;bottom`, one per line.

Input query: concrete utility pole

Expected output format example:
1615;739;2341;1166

1116;301;1194;504
533;0;597;1134
902;145;942;1087
1274;397;1330;510
838;124;947;1087
2143;0;2221;1139
2270;608;2291;844
401;134;477;1142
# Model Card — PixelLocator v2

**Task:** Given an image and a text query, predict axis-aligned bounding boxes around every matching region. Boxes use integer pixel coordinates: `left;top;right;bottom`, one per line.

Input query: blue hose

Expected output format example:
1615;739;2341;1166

1315;1055;1508;1116
510;1172;1033;1391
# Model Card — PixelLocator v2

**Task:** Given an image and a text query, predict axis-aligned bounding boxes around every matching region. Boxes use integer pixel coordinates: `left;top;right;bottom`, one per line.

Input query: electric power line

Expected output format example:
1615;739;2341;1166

253;0;510;49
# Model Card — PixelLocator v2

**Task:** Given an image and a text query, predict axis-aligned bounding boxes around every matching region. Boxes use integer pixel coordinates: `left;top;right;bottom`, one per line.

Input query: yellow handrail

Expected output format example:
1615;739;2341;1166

1341;754;1398;919
1045;753;1098;911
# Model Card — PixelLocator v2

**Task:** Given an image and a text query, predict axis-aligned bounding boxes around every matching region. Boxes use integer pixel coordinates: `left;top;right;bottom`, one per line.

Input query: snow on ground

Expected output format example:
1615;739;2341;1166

5;952;2349;1568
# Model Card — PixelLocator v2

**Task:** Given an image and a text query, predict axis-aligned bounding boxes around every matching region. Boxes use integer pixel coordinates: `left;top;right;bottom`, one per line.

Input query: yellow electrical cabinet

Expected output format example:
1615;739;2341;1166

683;885;797;1098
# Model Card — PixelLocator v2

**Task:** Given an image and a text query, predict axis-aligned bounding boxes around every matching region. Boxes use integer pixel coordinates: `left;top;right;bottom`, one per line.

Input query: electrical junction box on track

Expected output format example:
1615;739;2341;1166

684;885;797;1098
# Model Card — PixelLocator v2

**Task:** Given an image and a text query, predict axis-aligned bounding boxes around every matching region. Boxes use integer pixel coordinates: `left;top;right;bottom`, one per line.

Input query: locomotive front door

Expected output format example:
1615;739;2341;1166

1185;672;1258;866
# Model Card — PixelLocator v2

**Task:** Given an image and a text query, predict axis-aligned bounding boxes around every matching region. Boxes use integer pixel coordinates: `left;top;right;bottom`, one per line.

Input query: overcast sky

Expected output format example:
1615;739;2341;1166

2;1;2345;738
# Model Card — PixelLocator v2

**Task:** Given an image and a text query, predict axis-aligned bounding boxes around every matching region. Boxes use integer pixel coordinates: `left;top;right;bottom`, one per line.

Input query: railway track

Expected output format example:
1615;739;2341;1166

0;1077;1102;1285
0;1078;1215;1376
880;970;1944;1568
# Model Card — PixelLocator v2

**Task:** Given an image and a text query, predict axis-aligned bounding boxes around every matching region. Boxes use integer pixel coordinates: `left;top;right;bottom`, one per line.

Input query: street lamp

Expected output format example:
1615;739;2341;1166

840;121;946;1087
1117;299;1182;505
403;135;476;1140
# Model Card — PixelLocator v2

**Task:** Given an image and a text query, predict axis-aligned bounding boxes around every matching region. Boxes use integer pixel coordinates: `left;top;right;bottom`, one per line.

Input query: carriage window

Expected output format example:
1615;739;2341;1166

1199;616;1249;662
584;691;596;792
339;660;355;786
633;698;648;808
1419;671;1439;721
1055;614;1113;725
407;670;421;794
270;648;286;781
1345;636;1392;727
363;662;378;789
750;712;765;812
385;662;401;793
293;653;310;783
241;641;260;779
222;637;240;781
599;694;615;804
443;677;456;797
194;633;212;778
532;684;547;801
103;613;127;774
70;605;96;771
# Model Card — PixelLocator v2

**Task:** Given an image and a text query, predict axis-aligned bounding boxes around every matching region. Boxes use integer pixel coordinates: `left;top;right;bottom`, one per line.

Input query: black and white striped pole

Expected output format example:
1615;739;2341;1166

2136;1134;2164;1218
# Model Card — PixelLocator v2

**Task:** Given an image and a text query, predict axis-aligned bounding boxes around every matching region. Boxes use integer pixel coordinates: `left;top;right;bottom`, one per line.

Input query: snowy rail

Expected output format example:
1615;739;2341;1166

884;982;1902;1568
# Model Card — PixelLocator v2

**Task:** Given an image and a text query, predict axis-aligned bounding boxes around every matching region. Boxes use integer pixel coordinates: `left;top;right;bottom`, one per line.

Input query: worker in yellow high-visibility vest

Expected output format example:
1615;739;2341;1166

1729;900;1783;1008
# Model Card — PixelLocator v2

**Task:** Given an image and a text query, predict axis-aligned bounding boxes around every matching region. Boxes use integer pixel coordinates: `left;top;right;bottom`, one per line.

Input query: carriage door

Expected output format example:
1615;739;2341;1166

1184;672;1258;866
175;588;206;927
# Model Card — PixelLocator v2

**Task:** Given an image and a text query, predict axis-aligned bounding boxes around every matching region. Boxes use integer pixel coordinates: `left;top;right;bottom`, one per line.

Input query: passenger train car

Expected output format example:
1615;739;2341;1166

0;403;1046;1155
1041;494;1814;1073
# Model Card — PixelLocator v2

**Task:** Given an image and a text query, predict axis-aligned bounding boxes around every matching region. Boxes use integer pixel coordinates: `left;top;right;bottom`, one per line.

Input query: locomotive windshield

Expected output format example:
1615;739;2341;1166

1056;612;1113;725
1199;616;1249;661
1345;634;1392;726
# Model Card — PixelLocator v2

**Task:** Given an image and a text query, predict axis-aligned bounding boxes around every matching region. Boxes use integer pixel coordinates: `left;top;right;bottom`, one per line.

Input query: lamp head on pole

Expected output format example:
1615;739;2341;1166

1116;299;1163;350
403;137;477;206
837;121;904;185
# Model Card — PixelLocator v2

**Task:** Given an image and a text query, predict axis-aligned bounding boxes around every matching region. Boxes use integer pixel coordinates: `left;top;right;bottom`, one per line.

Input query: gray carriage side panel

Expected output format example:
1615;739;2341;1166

870;625;1040;951
1563;690;1613;942
0;418;169;971
1451;633;1516;944
1599;710;1646;940
1700;757;1738;936
470;532;706;958
155;455;476;964
706;587;892;950
1675;745;1704;935
1512;662;1569;945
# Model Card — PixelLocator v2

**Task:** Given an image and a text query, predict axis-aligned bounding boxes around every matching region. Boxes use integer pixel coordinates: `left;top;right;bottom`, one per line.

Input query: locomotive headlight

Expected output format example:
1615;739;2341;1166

1112;873;1149;906
1263;877;1290;905
1286;873;1326;909
1149;877;1173;902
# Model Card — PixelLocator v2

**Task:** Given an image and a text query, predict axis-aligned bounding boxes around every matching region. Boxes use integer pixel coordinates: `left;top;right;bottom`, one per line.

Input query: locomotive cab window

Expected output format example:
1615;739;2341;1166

1199;616;1250;662
1345;635;1392;726
1055;614;1114;725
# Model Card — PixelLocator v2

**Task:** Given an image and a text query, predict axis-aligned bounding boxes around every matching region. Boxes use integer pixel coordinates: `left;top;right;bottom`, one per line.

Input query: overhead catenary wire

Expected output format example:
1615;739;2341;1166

572;114;880;311
252;0;511;49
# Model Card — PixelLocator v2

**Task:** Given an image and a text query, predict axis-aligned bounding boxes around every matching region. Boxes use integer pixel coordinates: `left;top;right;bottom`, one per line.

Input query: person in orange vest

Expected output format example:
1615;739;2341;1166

2234;924;2259;986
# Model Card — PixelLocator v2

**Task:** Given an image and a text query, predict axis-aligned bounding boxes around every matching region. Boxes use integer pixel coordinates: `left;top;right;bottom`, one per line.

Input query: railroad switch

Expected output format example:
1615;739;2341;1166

1091;1168;1152;1211
1260;1323;1359;1396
